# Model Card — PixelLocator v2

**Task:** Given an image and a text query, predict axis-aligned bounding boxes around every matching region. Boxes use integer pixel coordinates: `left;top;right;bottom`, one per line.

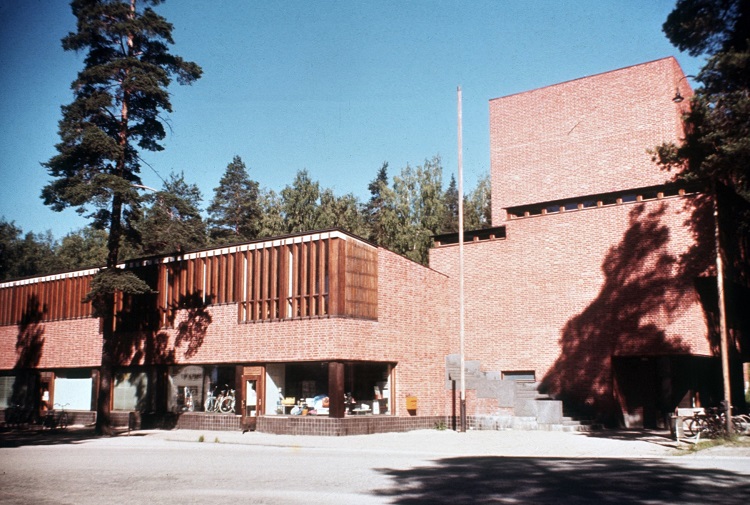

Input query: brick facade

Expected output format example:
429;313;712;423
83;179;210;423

430;57;743;426
1;57;743;432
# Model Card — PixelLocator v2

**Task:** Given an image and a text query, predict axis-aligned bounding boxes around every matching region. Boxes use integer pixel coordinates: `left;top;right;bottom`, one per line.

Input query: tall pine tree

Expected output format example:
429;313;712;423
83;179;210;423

207;155;261;245
42;0;201;434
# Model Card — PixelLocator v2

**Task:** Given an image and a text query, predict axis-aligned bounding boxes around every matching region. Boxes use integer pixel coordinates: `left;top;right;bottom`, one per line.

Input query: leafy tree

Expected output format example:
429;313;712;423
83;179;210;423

656;0;750;201
207;155;261;245
441;174;459;233
464;173;492;230
391;156;447;264
257;188;286;238
364;162;392;244
0;219;61;280
137;172;207;255
41;0;201;434
317;189;367;236
55;226;109;270
0;218;23;281
280;170;321;233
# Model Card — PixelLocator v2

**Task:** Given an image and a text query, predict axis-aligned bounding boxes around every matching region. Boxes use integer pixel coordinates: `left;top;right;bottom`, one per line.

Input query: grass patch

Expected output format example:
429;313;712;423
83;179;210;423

683;434;750;453
198;435;204;443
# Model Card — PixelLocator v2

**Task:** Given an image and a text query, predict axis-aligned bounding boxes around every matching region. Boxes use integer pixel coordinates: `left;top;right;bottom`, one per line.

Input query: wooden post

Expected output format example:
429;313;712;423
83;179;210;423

328;362;345;418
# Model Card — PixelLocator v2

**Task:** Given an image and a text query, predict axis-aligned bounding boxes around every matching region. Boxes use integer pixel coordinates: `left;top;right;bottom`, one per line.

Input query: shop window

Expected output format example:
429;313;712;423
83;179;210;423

278;362;392;416
166;365;237;414
113;372;148;411
0;375;13;408
54;371;92;411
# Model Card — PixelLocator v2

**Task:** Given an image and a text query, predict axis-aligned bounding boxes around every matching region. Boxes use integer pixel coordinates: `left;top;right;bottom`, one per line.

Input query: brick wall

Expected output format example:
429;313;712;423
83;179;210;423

490;57;692;223
0;317;101;370
0;245;455;420
431;193;714;419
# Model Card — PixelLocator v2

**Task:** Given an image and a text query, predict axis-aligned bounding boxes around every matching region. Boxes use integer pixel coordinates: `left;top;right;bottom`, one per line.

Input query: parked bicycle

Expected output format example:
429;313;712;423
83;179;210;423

684;407;750;438
42;403;69;430
205;385;233;413
220;388;236;414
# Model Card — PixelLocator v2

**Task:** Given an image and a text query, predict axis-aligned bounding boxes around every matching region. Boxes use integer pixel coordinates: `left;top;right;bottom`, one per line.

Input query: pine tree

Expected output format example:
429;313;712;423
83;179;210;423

41;0;201;434
138;172;207;255
207;156;261;245
281;170;321;233
657;0;750;202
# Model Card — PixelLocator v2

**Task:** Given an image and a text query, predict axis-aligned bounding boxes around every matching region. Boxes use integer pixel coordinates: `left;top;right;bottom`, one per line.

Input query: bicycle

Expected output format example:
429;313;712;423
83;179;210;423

43;403;69;430
204;386;218;412
685;407;748;438
220;388;236;414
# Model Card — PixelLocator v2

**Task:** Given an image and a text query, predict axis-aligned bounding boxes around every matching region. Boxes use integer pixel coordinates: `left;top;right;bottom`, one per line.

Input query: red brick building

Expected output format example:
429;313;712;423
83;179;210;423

1;57;747;432
432;57;748;427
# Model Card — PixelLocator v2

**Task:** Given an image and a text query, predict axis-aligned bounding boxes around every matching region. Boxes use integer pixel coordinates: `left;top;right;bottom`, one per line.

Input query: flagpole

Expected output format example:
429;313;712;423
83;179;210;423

457;86;466;432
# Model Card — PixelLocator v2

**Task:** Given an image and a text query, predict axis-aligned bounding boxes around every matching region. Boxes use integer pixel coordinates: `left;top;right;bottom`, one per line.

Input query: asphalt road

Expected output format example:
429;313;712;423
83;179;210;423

1;428;749;504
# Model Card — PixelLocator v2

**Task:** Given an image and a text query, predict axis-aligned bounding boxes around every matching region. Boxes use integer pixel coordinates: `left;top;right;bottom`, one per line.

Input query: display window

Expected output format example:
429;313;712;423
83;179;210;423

167;365;236;414
53;370;93;411
113;372;148;411
270;362;392;416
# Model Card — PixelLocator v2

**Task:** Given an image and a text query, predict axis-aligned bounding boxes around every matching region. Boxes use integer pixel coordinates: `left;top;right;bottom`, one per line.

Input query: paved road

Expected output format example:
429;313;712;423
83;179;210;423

1;428;749;504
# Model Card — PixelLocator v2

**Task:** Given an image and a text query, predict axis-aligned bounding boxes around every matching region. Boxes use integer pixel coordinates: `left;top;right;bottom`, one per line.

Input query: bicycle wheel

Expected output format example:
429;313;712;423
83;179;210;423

219;397;233;414
686;417;704;437
57;412;69;430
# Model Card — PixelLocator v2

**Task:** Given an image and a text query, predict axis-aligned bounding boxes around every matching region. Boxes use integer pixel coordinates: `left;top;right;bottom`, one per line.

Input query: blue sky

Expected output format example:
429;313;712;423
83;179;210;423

0;0;704;238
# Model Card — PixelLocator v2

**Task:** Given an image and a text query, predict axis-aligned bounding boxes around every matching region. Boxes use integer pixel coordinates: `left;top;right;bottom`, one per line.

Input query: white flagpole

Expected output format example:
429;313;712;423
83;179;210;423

457;86;466;432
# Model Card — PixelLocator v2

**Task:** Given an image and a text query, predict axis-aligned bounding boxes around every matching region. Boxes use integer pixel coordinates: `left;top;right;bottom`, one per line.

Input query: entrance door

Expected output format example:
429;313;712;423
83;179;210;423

240;367;264;431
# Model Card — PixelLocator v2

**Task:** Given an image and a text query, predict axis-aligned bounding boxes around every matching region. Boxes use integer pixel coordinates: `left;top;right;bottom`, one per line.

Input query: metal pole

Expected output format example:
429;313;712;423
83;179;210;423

457;86;466;432
713;183;732;434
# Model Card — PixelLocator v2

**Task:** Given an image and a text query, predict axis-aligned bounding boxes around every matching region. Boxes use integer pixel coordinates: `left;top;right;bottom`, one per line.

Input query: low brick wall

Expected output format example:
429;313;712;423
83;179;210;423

258;415;448;436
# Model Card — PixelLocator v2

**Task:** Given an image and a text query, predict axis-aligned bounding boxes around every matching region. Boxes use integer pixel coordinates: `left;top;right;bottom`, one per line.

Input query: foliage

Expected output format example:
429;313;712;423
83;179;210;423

56;226;109;270
464;173;493;230
257;188;286;238
655;0;750;205
442;174;460;233
0;218;60;280
390;156;447;264
207;156;261;245
280;169;322;233
317;190;368;237
137;172;207;255
85;268;153;318
43;0;201;435
42;0;202;270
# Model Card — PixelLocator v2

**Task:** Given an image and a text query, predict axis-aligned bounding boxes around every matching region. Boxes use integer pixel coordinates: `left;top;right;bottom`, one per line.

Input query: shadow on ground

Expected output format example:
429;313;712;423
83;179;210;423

0;426;114;448
374;456;750;504
583;428;679;447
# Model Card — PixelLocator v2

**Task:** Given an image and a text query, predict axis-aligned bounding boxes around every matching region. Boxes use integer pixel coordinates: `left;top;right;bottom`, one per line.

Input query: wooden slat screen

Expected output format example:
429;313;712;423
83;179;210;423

0;273;94;326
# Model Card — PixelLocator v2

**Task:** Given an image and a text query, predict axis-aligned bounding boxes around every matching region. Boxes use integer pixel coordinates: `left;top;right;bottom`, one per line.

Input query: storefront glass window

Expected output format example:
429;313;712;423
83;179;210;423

113;372;148;411
167;365;236;414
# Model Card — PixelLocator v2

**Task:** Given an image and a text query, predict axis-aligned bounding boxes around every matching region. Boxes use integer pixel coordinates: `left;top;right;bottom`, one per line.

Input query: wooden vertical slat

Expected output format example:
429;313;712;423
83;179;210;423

187;257;195;298
228;252;236;303
319;239;327;315
300;242;308;317
309;240;318;316
281;245;287;319
260;247;268;320
253;249;261;320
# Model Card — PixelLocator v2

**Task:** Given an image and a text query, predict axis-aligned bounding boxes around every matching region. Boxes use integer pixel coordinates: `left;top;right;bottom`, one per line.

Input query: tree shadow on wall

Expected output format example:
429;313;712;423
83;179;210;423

372;456;750;504
110;285;213;418
113;285;213;367
8;295;47;418
539;200;713;424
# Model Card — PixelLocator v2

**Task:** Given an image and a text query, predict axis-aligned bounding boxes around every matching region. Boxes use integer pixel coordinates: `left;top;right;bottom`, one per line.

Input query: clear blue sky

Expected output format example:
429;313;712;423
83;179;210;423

0;0;704;238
